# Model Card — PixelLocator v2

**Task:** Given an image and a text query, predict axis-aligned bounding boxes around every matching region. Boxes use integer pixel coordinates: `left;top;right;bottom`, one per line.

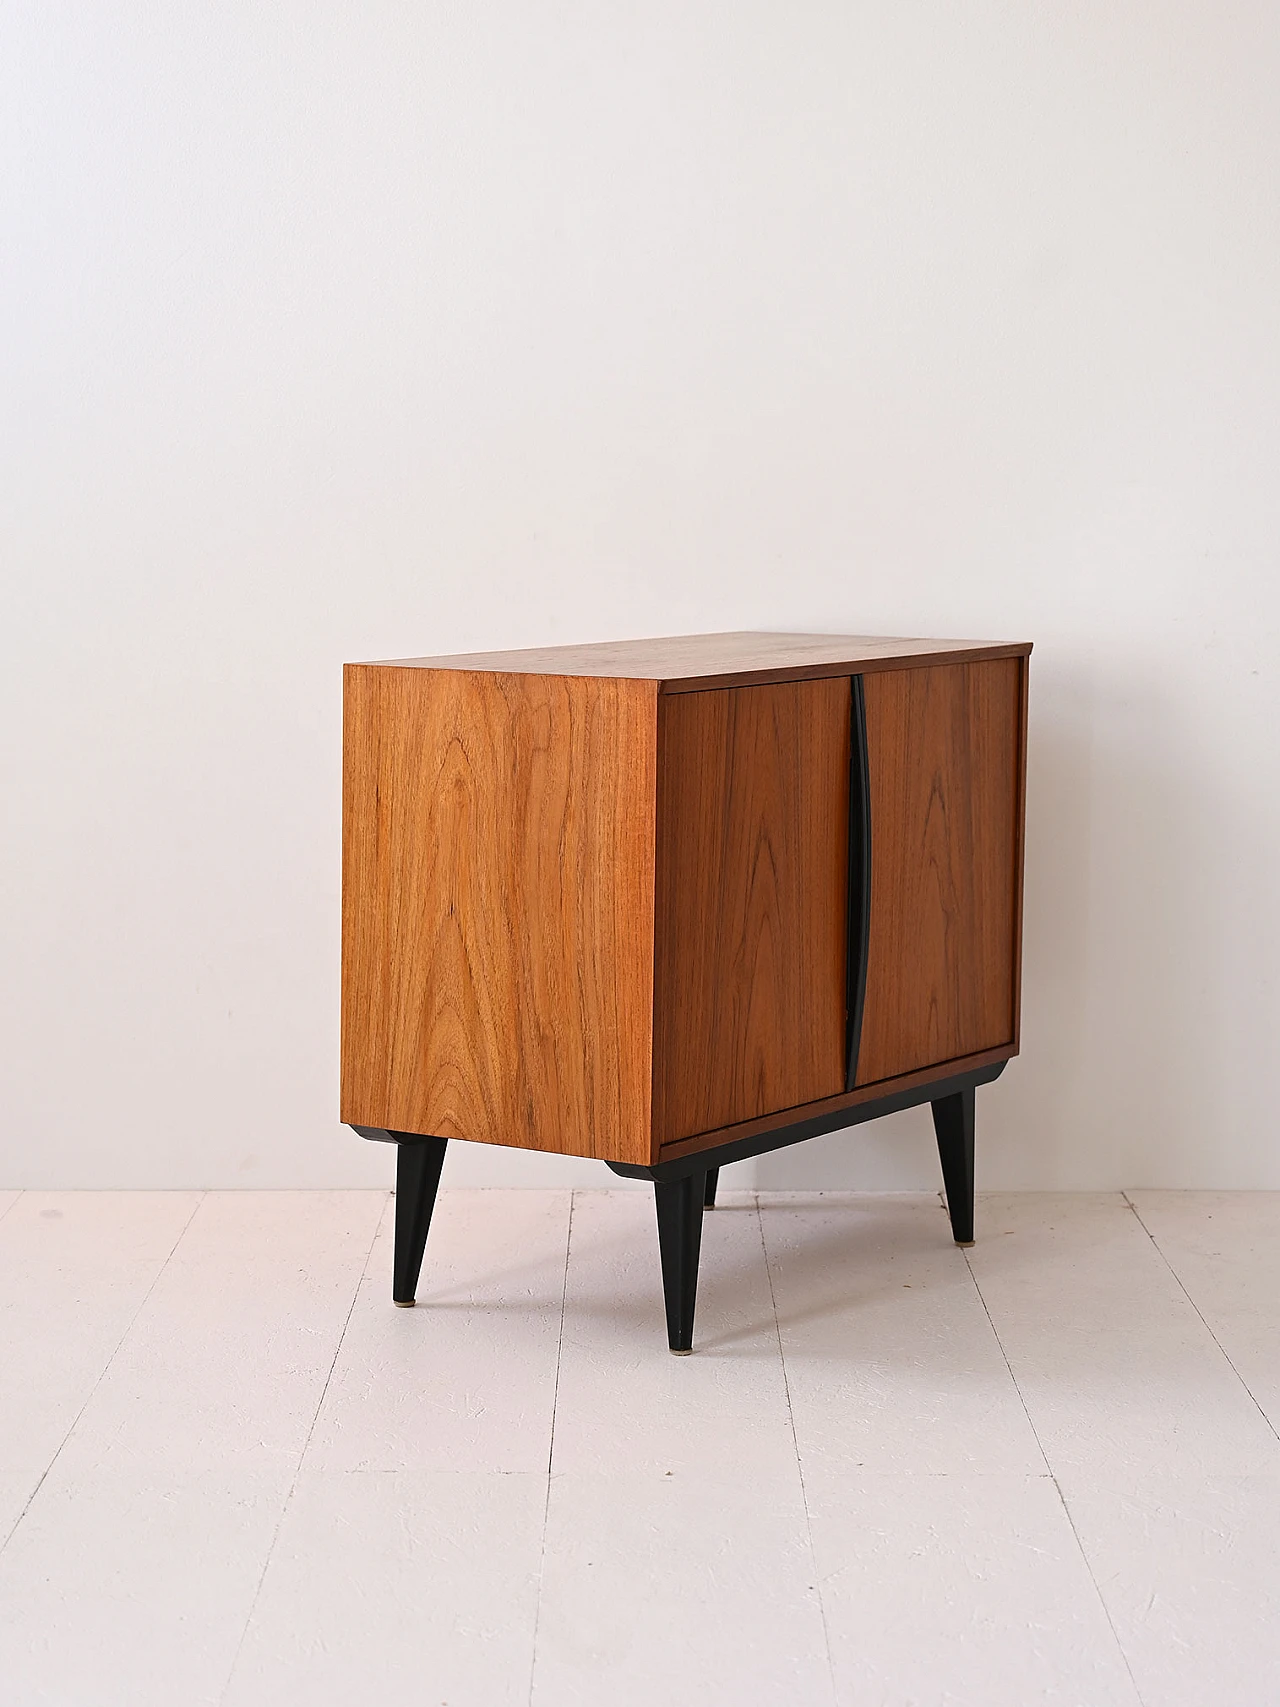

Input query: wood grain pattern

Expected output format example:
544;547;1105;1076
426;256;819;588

651;678;850;1146
373;631;1032;693
340;666;657;1164
854;659;1024;1087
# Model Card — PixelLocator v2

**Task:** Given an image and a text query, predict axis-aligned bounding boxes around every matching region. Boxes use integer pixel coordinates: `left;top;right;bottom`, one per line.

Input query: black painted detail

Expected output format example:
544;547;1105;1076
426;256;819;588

349;1126;449;1305
606;1061;1005;1184
350;1124;402;1144
352;1061;1001;1344
845;673;873;1091
655;1172;707;1352
393;1137;448;1304
931;1087;976;1244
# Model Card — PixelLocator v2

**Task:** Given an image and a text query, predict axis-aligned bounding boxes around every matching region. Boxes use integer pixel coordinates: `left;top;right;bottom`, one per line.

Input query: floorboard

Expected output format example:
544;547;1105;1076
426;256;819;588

1127;1190;1280;1436
0;1191;383;1707
0;1191;200;1545
1;1188;1277;1707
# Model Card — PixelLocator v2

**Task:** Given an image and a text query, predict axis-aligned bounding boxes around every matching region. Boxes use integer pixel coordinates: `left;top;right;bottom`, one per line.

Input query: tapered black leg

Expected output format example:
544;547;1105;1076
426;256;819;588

655;1172;706;1354
703;1167;720;1210
931;1087;975;1245
393;1137;448;1305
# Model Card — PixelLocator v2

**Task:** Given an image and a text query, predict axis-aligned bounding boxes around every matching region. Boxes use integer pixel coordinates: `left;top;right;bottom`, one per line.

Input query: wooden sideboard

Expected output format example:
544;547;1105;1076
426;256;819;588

342;631;1030;1351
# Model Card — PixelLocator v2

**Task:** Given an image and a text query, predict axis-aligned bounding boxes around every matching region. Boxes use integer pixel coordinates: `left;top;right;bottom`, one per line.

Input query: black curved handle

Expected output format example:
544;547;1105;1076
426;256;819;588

845;674;873;1090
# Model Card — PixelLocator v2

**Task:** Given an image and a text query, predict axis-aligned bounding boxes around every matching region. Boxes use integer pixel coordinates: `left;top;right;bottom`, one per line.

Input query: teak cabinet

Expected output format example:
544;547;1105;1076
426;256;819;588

342;631;1030;1351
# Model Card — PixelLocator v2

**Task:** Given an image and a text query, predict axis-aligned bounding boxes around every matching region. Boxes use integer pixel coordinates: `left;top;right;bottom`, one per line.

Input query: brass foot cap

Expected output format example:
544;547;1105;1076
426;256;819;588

393;1298;416;1308
670;1347;694;1356
954;1240;975;1249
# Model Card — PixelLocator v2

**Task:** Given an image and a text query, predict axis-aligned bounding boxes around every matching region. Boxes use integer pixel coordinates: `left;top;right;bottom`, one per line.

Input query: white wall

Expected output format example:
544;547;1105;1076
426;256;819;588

3;2;1278;1191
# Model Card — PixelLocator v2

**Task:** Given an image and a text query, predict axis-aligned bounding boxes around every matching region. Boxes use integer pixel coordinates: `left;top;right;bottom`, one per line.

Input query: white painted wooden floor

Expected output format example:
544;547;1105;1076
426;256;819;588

1;1188;1278;1707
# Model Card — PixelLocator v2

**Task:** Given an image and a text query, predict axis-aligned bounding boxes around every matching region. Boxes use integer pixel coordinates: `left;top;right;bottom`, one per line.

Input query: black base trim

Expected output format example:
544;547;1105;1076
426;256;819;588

352;1124;446;1146
605;1060;1006;1183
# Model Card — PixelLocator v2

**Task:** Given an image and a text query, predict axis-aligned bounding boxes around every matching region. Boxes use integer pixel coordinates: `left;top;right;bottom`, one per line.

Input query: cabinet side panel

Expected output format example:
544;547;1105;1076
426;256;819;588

340;667;657;1164
652;678;849;1145
855;659;1021;1086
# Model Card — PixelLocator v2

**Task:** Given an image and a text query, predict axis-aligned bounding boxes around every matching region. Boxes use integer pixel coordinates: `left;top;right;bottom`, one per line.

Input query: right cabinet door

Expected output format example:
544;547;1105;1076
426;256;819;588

853;658;1025;1087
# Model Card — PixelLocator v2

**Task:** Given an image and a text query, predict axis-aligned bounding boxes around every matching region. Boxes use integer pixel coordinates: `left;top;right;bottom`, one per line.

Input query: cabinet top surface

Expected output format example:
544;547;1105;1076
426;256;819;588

352;631;1032;692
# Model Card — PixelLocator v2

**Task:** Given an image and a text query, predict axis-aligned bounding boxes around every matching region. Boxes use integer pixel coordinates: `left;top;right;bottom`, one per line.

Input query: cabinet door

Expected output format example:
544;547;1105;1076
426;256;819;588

853;659;1024;1087
652;677;850;1146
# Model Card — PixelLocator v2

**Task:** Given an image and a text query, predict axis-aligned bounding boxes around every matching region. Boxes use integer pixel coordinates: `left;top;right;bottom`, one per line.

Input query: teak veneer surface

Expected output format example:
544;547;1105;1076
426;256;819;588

371;631;1031;693
651;678;850;1146
341;666;657;1164
854;659;1023;1086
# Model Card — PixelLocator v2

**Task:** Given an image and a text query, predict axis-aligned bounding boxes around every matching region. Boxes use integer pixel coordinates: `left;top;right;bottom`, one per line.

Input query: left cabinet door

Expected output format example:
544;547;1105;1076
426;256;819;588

651;676;851;1148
